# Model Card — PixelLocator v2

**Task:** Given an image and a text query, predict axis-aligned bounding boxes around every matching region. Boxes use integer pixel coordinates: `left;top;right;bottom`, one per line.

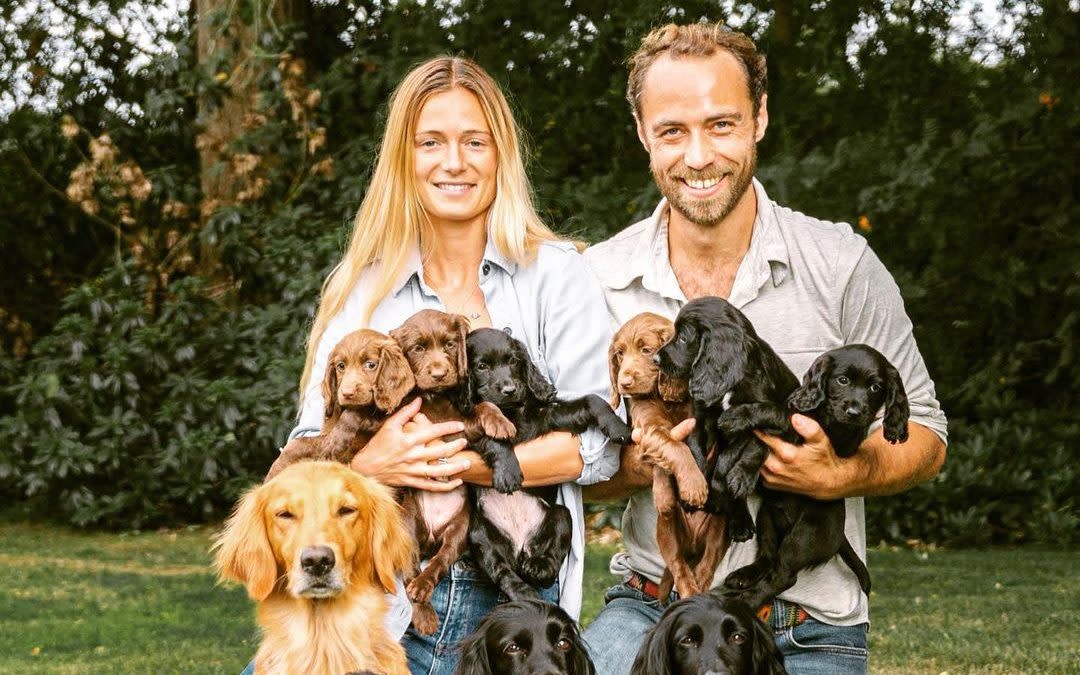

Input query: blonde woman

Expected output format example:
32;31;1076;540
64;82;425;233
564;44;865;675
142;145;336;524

283;56;617;675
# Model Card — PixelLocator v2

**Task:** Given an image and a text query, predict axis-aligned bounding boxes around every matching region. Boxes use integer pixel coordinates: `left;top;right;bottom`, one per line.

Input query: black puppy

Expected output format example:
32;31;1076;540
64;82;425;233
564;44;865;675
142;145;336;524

718;344;909;607
630;593;786;675
456;599;595;675
464;327;631;600
655;296;800;542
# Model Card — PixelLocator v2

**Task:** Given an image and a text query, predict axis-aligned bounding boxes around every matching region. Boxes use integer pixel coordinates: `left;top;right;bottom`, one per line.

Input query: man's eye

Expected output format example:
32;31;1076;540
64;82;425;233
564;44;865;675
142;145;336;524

364;360;377;370
836;376;850;386
556;637;572;651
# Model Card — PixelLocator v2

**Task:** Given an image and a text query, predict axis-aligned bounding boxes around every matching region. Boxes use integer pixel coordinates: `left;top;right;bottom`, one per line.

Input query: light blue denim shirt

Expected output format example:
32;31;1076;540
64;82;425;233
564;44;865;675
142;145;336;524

288;233;621;630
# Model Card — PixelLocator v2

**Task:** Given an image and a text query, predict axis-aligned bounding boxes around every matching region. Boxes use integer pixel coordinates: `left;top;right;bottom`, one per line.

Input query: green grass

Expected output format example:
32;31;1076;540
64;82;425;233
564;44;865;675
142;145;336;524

1;522;1076;674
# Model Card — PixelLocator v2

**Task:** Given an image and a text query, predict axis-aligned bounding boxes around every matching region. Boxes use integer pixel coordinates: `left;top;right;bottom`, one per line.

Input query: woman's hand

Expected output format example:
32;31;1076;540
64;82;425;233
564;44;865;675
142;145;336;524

350;397;471;491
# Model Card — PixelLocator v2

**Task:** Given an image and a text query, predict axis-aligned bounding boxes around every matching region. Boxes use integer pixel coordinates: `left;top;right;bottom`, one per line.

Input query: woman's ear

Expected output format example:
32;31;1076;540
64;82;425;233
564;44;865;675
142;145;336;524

789;353;830;413
882;361;910;444
374;342;415;412
212;484;279;601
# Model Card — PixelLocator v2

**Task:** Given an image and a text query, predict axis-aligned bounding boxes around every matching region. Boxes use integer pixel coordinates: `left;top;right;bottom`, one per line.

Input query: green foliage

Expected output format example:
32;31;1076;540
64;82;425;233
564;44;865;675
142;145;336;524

0;1;1076;540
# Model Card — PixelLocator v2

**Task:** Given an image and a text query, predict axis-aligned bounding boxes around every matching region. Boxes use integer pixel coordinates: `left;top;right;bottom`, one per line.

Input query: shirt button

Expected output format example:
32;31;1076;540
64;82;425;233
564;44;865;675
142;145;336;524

482;263;491;275
503;326;513;336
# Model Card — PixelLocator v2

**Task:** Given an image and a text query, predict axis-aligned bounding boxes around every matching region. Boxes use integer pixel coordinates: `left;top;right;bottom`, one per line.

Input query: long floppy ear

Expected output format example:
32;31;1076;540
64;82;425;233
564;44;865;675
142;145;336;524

688;322;746;407
373;342;415;412
629;611;675;675
751;614;788;675
881;360;910;444
788;353;831;413
322;350;342;421
212;484;279;601
352;477;415;593
569;625;597;675
520;341;557;402
607;337;623;409
452;314;470;378
657;371;688;402
455;626;493;675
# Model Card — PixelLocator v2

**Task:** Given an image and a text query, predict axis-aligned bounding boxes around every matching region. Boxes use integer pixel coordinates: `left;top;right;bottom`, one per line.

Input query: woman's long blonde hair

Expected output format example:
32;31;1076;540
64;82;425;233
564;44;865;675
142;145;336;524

299;56;567;398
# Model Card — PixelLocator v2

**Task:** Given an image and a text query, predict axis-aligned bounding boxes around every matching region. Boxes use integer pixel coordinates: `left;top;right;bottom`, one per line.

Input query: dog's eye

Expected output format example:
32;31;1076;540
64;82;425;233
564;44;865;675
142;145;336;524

556;637;572;651
444;340;457;351
276;510;295;520
640;346;653;355
503;642;522;654
337;505;356;517
836;376;850;386
475;362;488;371
729;631;747;645
335;361;346;372
363;360;377;370
678;634;698;647
411;344;425;354
869;383;881;393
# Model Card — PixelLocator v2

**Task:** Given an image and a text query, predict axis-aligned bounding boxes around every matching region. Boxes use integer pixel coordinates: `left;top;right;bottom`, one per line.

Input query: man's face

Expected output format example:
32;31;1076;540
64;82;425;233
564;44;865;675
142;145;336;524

636;51;767;227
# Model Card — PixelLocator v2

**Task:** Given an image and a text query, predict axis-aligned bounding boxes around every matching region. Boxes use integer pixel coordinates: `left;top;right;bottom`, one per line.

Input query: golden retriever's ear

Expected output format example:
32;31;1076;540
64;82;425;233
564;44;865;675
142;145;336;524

212;484;279;601
351;477;415;593
374;342;415;412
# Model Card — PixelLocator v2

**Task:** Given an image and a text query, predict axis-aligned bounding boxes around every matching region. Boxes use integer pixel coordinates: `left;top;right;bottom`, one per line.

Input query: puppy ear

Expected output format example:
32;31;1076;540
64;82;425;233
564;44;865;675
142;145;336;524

354;478;415;594
322;351;342;421
212;484;279;601
788;353;830;413
455;628;493;675
569;627;597;675
750;614;787;675
657;371;688;402
688;323;746;407
608;338;623;409
521;342;557;402
454;314;470;378
374;342;415;412
629;611;674;675
881;360;910;444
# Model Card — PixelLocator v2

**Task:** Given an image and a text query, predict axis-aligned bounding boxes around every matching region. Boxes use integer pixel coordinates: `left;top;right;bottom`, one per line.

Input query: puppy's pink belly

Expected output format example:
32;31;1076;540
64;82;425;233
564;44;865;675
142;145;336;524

477;489;546;555
419;488;466;536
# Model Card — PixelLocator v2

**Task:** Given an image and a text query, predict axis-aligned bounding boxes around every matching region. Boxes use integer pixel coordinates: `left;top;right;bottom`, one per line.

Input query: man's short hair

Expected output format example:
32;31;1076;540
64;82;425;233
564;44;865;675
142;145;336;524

626;22;768;121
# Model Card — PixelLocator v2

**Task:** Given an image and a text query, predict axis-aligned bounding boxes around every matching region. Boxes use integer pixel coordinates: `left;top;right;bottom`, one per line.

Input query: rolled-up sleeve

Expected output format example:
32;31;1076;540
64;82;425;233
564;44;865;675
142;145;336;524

536;247;622;485
840;247;948;443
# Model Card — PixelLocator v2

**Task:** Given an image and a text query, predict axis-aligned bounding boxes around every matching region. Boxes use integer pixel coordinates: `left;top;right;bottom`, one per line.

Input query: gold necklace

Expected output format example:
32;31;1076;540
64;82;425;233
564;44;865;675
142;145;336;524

429;277;484;321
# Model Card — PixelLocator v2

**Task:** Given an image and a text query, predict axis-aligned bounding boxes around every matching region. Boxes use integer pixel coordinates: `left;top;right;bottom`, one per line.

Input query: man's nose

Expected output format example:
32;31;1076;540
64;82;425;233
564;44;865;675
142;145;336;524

683;130;714;170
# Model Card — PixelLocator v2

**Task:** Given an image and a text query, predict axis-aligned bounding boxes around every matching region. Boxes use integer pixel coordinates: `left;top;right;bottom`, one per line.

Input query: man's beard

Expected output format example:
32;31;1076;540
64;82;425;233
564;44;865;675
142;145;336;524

652;144;756;228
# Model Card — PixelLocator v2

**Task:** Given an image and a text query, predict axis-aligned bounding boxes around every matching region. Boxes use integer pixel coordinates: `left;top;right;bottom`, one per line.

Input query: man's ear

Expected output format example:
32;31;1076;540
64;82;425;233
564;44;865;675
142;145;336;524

636;116;650;153
754;93;769;142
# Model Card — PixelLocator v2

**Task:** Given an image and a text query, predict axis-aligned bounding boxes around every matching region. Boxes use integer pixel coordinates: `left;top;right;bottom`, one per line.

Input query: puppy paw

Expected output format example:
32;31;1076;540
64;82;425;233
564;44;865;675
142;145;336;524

729;519;756;543
725;468;756;501
676;471;709;509
602;419;632;445
476;402;516;439
410;602;439;636
492;463;524;494
521;554;562;587
406;576;436;603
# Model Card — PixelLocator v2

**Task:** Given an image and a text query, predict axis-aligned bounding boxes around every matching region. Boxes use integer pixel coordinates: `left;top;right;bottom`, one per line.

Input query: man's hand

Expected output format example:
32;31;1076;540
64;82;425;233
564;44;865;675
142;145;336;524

756;414;853;501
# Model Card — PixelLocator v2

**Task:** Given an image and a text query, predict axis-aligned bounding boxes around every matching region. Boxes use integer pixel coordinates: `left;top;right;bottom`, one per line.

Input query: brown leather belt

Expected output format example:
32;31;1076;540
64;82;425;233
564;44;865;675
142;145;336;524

625;572;809;629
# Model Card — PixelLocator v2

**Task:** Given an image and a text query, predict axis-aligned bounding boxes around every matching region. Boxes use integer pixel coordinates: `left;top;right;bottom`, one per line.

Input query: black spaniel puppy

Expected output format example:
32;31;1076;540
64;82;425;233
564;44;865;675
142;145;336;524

455;600;595;675
630;593;786;675
655;296;801;542
463;328;631;600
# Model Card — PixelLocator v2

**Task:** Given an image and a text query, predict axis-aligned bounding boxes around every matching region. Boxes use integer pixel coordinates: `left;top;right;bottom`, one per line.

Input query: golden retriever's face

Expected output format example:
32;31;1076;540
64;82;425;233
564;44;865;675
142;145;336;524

610;312;687;404
214;461;414;602
323;329;415;418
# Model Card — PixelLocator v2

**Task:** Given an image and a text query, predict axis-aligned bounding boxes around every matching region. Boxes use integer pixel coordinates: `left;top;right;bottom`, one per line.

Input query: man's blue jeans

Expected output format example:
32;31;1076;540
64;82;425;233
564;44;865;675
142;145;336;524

403;557;559;675
582;582;868;675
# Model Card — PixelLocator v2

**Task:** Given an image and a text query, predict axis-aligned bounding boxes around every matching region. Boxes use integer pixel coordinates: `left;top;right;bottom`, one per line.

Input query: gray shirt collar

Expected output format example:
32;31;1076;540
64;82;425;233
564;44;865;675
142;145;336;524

613;178;790;303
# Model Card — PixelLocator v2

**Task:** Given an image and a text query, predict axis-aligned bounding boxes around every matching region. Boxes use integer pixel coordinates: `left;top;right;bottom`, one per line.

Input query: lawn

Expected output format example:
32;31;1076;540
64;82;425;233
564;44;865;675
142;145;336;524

1;522;1076;674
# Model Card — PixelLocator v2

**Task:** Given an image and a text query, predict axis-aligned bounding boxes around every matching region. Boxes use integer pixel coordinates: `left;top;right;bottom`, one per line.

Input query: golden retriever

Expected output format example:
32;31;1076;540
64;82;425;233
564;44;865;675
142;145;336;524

214;461;414;675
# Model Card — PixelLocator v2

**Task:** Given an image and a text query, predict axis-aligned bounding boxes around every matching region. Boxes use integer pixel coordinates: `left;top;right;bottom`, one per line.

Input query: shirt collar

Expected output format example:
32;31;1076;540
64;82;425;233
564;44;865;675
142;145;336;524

612;178;790;297
390;226;518;297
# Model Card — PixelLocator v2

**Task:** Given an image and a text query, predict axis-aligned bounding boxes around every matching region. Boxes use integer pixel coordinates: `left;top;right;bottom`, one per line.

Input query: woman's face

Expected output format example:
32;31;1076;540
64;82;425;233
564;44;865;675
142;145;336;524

412;87;498;229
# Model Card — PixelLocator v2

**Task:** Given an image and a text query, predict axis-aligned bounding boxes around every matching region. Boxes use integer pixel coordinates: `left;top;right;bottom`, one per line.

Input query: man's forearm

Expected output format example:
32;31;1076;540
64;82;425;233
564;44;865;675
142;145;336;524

582;443;653;502
457;432;584;487
839;422;946;499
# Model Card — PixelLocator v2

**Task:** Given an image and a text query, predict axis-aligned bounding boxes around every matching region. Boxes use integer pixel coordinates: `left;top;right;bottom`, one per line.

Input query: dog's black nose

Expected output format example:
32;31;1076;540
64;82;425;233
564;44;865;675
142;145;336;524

300;546;335;576
844;405;863;418
652;353;661;366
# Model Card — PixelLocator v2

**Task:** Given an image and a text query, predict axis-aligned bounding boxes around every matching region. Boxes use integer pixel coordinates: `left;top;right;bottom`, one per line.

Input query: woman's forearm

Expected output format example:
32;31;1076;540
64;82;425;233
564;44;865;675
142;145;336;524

457;432;584;487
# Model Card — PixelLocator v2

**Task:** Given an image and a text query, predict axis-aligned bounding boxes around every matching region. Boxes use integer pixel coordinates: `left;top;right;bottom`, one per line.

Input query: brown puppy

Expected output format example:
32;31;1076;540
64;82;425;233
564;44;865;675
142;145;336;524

389;309;516;635
610;312;727;600
265;329;415;481
214;461;414;675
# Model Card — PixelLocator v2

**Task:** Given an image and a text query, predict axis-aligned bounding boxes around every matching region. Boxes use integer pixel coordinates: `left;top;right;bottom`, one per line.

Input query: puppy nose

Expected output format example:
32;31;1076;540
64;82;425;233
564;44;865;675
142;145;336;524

652;354;661;366
619;374;635;388
499;382;517;395
300;546;335;576
844;404;863;418
339;385;357;399
429;366;448;380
